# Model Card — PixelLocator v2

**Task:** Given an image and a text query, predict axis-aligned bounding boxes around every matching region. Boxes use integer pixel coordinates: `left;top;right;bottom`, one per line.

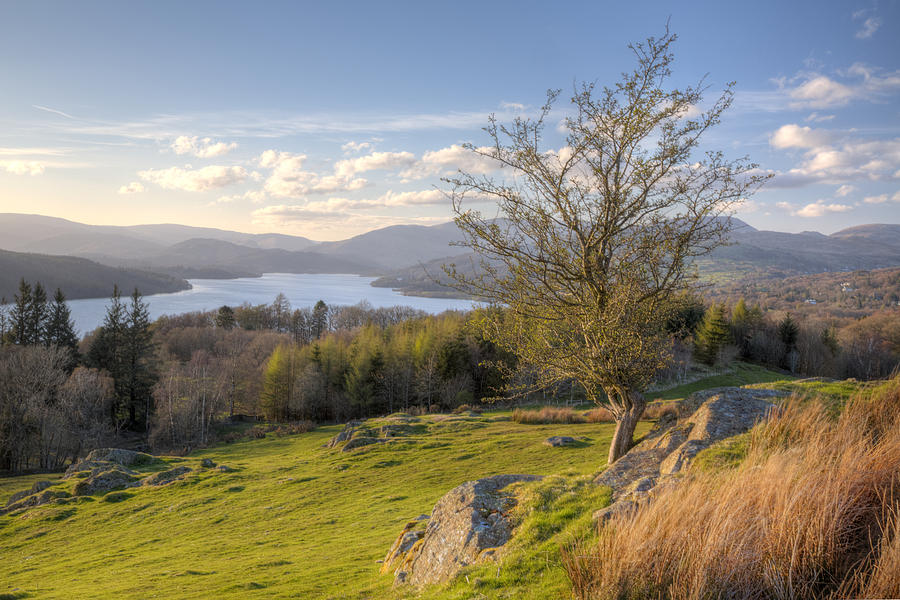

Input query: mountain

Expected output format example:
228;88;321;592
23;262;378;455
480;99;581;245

0;249;189;301
121;238;379;277
313;221;469;270
0;214;317;256
374;219;900;297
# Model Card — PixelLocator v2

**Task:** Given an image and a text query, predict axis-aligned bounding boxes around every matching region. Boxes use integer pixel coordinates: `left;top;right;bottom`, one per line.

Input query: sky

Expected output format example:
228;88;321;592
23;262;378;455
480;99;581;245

0;0;898;240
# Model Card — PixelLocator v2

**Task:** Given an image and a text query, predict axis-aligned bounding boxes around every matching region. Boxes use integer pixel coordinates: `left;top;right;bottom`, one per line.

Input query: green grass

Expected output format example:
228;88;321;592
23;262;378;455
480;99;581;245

0;412;650;599
647;362;791;403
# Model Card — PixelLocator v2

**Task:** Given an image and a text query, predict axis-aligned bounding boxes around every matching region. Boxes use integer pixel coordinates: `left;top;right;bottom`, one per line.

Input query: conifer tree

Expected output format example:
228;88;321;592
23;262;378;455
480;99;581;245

695;303;731;366
123;288;157;430
28;283;48;345
10;279;31;345
46;288;80;368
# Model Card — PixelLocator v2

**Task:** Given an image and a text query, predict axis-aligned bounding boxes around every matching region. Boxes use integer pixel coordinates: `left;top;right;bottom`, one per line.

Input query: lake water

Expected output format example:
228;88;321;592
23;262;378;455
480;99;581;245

66;273;478;336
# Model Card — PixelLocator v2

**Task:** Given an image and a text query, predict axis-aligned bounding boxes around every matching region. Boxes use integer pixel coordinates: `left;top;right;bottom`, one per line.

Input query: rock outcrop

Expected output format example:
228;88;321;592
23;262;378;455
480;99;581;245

593;387;784;522
2;449;200;516
544;436;578;447
327;417;421;452
385;474;542;587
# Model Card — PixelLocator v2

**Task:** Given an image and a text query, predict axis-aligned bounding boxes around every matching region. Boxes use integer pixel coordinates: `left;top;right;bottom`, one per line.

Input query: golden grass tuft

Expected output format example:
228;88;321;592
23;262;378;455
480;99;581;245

562;376;900;599
512;406;586;424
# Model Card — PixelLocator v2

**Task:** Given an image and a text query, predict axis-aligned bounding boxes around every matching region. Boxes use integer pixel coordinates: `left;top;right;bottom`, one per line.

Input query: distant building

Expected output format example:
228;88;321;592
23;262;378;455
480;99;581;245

804;298;817;304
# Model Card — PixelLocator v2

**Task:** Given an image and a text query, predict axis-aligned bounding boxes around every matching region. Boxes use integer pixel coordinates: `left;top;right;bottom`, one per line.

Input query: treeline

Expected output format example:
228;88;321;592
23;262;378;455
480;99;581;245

691;297;900;380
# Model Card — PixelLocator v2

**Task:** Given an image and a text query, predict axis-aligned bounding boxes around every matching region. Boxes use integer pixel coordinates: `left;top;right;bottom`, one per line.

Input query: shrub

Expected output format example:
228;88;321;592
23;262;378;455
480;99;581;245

563;376;900;599
513;406;586;424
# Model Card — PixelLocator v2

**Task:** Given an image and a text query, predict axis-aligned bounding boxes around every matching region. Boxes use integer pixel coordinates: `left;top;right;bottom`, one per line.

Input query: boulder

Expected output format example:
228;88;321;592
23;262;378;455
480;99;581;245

5;480;53;507
0;489;71;515
64;448;155;478
387;474;542;587
140;466;192;487
592;387;784;522
326;421;362;448
201;458;216;468
73;466;140;496
544;436;578;447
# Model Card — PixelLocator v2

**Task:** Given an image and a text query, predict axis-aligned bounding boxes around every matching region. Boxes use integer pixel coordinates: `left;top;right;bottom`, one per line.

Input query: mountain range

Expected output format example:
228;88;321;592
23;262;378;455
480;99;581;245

0;213;898;301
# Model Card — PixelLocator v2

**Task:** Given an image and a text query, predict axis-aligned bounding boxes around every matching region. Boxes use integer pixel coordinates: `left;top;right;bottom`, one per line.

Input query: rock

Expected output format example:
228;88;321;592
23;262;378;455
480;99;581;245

73;466;140;496
217;465;236;473
64;448;155;478
141;466;192;487
342;436;386;452
592;387;784;523
387;474;542;587
326;421;362;448
544;436;578;447
201;458;216;468
5;480;53;507
1;488;71;515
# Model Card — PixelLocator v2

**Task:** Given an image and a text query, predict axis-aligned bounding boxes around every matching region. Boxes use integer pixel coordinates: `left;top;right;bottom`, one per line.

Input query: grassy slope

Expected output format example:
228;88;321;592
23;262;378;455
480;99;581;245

0;365;788;600
1;416;650;599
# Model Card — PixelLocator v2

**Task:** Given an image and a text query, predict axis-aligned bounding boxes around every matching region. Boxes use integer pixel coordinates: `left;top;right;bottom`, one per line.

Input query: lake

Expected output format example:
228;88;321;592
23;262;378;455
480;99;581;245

67;273;477;336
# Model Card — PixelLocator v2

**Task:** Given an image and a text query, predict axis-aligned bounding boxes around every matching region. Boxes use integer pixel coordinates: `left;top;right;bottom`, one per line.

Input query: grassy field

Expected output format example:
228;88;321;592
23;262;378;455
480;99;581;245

0;365;790;600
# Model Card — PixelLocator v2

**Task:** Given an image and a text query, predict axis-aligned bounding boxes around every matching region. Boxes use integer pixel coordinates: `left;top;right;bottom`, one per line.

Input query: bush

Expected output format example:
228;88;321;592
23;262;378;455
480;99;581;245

562;376;900;599
513;406;586;424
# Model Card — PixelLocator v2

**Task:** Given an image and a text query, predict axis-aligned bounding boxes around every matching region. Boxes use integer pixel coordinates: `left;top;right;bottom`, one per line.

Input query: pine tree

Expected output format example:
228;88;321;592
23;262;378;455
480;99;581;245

10;279;31;345
312;300;328;339
46;288;80;369
695;303;731;366
28;283;48;345
215;305;236;330
123;288;157;430
86;286;127;425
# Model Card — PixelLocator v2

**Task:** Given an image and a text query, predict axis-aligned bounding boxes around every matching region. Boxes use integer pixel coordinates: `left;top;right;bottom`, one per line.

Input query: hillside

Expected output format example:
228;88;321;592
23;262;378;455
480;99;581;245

0;366;790;599
373;220;900;298
0;249;189;301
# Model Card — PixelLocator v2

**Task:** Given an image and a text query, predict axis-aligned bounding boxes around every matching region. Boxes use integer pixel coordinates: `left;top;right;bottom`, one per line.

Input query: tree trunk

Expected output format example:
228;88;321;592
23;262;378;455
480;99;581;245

607;390;646;464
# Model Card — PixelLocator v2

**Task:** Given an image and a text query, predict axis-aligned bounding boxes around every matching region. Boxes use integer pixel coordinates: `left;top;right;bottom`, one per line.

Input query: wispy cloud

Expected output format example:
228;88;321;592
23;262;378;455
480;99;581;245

171;135;237;158
32;105;75;119
118;181;144;194
853;9;882;39
776;200;853;217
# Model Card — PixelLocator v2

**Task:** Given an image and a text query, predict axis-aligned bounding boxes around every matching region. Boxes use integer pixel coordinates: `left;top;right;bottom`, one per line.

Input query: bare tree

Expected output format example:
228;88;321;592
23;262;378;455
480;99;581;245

445;29;768;463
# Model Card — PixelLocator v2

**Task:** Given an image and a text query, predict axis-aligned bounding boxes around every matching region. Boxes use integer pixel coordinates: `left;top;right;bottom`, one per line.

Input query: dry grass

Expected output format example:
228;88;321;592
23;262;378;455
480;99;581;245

513;406;586;424
563;376;900;600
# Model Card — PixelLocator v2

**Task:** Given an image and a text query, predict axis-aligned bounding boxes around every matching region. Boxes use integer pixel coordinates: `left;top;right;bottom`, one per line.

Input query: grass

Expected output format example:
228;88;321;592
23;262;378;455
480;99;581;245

0;411;650;599
563;375;900;599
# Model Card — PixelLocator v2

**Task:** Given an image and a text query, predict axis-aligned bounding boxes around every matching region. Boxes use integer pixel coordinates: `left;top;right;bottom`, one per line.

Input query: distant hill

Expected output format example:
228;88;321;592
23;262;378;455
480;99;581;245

120;238;379;277
0;214;317;256
374;219;900;297
313;221;469;270
0;249;189;301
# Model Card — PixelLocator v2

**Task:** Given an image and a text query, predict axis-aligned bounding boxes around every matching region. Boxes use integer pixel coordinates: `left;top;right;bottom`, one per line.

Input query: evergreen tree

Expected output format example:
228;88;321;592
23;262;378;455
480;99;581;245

0;296;9;344
695;303;731;366
123;289;157;430
312;300;328;339
778;313;799;349
28;283;48;345
86;286;128;425
215;305;236;330
10;279;32;345
46;288;80;368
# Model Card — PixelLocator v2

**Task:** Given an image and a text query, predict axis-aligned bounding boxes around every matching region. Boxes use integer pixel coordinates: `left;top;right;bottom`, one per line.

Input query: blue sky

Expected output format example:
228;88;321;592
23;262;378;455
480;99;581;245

1;0;898;239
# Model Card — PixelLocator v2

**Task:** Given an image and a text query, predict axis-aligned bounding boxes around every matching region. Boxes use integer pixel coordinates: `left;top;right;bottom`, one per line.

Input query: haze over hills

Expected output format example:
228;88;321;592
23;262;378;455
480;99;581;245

373;219;900;297
1;213;899;301
0;248;189;301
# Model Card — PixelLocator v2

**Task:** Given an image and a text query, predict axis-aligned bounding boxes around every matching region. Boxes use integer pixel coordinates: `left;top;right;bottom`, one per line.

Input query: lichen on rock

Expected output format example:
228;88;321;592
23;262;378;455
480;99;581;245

385;473;542;587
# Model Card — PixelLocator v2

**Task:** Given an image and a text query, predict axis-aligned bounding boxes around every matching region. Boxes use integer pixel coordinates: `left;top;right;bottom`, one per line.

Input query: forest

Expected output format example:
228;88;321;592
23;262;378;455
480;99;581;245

1;278;898;474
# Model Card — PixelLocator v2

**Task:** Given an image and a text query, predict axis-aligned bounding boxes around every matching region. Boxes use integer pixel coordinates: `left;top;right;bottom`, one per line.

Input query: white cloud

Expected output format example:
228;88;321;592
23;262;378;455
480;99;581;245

894;191;900;202
777;200;853;217
171;135;237;158
401;144;501;180
835;184;855;197
769;124;832;149
0;160;45;175
805;112;835;123
258;150;368;198
118;181;144;194
788;76;855;109
341;141;374;154
863;194;888;204
138;165;247;191
251;203;449;239
334;151;416;177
